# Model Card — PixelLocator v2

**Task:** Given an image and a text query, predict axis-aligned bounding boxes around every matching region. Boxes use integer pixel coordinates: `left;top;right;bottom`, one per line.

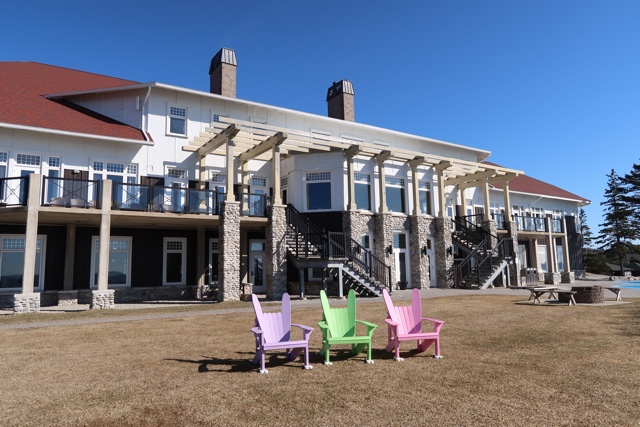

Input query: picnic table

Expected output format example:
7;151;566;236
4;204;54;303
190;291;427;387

604;286;622;301
527;286;577;306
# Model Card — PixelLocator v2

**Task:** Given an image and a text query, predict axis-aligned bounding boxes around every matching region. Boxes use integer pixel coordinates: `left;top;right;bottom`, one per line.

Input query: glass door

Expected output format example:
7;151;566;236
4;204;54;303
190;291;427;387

249;240;266;292
393;231;410;289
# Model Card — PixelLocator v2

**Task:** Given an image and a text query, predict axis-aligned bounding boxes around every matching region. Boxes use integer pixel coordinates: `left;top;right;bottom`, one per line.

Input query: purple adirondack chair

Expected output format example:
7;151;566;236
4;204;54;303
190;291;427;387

251;293;313;374
383;288;444;361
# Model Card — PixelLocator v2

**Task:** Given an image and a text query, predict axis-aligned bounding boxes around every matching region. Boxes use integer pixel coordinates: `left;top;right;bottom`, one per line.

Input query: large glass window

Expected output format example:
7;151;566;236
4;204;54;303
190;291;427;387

168;106;187;136
354;173;371;211
164;238;186;285
91;237;131;288
0;235;45;289
385;177;405;213
306;172;331;210
418;181;432;215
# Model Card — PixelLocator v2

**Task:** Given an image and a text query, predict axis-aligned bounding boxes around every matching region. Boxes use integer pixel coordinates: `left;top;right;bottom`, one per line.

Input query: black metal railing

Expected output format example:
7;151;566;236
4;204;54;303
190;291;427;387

285;204;328;258
0;176;29;207
42;176;101;208
454;215;488;247
328;232;392;292
492;213;506;230
514;216;546;232
454;237;514;288
111;182;270;216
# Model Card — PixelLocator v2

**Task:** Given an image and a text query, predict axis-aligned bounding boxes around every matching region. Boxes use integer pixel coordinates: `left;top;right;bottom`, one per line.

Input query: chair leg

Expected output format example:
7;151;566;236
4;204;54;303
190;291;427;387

303;347;312;370
259;351;268;374
433;338;443;359
365;343;374;364
394;343;403;362
323;343;332;366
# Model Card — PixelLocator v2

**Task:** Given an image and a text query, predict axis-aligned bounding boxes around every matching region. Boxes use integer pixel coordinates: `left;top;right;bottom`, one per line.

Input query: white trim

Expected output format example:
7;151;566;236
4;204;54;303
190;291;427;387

0;122;153;146
0;234;46;292
90;236;132;289
163;237;187;286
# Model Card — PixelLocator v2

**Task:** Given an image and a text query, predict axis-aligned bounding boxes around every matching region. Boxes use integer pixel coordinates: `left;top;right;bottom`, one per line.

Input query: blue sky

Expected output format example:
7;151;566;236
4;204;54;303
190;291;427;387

3;1;639;234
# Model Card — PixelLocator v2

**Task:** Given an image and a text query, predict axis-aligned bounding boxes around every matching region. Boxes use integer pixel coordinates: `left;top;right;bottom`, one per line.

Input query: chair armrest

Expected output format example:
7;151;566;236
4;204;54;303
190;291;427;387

291;323;314;340
355;320;378;336
385;319;399;327
421;317;444;332
318;321;330;338
251;326;263;337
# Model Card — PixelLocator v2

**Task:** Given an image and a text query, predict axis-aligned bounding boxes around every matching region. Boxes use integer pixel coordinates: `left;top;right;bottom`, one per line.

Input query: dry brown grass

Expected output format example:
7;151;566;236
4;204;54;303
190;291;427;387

1;295;639;426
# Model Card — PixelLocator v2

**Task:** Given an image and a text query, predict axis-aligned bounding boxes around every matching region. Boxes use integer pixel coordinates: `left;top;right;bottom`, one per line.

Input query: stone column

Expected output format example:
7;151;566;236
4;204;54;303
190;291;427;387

374;212;394;286
409;215;433;289
481;219;498;249
266;204;287;300
92;179;114;309
434;216;453;288
14;174;41;313
505;220;520;286
560;217;574;283
218;201;241;301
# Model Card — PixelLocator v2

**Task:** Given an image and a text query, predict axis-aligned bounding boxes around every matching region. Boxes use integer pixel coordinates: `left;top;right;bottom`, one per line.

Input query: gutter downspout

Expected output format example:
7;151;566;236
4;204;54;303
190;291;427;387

140;85;152;141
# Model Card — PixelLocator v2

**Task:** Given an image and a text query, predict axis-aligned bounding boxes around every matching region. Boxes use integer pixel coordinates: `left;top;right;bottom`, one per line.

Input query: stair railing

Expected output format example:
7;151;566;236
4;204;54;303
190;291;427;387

328;232;392;292
286;204;328;258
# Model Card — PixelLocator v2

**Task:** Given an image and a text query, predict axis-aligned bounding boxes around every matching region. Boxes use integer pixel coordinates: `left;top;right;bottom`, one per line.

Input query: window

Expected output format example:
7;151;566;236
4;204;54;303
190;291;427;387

164;238;186;285
16;154;41;166
208;239;219;284
167;168;187;179
168;106;187;136
354;173;371;211
46;157;61;201
385;177;405;213
309;267;324;281
0;235;45;290
306;172;331;210
418;181;432;215
91;237;131;288
281;176;288;204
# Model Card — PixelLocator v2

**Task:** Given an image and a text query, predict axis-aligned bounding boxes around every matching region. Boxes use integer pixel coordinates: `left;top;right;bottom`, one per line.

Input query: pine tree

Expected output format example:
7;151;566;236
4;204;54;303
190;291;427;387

596;169;637;275
621;160;640;236
579;208;593;249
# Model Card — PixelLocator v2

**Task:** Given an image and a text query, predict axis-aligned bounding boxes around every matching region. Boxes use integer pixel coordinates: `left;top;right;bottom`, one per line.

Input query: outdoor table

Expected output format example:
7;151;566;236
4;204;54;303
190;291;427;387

527;286;560;304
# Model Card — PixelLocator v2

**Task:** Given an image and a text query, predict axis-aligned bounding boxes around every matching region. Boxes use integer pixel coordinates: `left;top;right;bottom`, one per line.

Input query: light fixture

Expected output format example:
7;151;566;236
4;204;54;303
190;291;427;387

386;245;393;255
421;246;428;256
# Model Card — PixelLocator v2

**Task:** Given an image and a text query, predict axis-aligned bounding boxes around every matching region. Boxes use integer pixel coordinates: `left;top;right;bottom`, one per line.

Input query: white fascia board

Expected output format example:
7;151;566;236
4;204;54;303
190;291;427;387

0;122;153;146
490;187;590;206
48;81;491;160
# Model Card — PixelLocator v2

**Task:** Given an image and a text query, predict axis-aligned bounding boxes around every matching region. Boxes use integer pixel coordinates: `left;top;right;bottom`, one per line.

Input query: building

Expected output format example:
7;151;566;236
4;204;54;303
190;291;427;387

0;48;590;312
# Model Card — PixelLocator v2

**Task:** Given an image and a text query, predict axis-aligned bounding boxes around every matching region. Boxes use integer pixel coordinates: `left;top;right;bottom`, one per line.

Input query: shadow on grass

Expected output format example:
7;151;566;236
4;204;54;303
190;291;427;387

167;353;256;373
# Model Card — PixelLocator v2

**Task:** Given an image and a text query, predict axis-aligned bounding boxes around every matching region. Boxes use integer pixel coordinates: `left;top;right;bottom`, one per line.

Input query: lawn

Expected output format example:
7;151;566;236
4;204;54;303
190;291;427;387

1;295;639;426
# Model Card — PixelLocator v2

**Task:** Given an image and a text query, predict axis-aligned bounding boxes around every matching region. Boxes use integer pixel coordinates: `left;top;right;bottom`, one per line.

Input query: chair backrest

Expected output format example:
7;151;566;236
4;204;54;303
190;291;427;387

252;293;292;344
320;289;356;338
382;288;422;335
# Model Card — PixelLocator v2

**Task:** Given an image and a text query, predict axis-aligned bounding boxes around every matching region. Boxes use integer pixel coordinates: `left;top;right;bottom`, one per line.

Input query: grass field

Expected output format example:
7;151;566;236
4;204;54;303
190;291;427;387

1;294;639;426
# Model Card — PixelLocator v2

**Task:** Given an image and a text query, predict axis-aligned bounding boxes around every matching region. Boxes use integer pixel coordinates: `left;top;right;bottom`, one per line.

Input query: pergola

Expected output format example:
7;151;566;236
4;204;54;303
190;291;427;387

183;117;523;218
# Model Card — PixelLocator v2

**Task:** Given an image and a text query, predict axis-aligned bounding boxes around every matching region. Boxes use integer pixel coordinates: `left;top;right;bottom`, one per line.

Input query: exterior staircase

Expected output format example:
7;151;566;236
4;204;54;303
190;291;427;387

285;204;391;297
450;216;514;289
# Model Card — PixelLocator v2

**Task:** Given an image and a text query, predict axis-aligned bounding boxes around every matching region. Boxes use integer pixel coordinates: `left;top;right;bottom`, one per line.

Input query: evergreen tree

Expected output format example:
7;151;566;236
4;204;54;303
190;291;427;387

621;160;640;236
579;208;593;249
596;169;637;275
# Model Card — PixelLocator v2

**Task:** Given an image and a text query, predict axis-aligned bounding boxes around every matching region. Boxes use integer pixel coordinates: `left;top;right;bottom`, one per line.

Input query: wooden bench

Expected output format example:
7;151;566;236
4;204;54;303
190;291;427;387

555;290;577;306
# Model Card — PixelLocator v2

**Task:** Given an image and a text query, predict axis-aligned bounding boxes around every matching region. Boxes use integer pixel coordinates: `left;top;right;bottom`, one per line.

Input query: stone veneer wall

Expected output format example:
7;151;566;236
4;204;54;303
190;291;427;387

481;219;498;249
218;201;241;301
13;293;41;313
342;210;376;244
90;290;115;309
409;216;435;289
504;221;521;286
434;217;453;288
266;204;288;300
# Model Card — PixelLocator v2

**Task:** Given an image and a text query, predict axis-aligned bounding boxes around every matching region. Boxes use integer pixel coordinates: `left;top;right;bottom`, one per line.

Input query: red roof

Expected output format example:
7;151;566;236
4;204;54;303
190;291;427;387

485;161;589;203
0;62;147;141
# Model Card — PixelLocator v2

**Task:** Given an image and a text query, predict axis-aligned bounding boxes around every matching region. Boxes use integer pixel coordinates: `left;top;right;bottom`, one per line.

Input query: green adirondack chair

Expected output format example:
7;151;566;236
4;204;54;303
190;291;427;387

318;289;377;365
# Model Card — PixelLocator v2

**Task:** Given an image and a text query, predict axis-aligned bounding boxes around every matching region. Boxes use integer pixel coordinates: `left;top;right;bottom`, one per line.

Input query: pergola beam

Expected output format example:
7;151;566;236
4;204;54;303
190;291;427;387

238;131;287;162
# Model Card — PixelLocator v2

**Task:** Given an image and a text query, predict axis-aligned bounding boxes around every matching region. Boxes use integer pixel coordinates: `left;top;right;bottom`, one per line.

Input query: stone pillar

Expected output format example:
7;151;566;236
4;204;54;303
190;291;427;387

266;204;287;300
196;227;207;298
434;216;453;288
342;210;374;244
90;289;115;309
374;212;394;286
481;219;498;249
505;221;520;286
218;201;241;301
14;174;42;312
409;215;433;289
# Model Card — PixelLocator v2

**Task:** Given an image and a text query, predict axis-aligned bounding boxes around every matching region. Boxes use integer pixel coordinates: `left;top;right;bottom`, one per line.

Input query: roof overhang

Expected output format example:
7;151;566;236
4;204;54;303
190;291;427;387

0;122;153;146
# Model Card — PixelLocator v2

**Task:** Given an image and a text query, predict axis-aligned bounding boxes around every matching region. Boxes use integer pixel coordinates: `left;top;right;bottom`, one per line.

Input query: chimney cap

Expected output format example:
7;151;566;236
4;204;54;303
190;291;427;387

326;79;354;101
209;48;238;74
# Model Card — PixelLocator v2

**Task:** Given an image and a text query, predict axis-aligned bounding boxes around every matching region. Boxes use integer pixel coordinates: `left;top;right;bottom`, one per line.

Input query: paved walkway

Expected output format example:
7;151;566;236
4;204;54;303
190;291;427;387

1;278;637;331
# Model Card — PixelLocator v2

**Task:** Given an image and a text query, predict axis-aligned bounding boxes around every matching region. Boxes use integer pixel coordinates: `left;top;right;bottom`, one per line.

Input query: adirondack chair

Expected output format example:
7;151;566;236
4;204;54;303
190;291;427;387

383;288;443;361
251;293;313;374
318;289;377;365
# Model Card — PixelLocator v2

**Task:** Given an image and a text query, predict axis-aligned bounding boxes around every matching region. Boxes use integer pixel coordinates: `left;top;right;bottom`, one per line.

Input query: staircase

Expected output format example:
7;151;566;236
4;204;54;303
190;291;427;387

451;216;514;289
285;204;391;297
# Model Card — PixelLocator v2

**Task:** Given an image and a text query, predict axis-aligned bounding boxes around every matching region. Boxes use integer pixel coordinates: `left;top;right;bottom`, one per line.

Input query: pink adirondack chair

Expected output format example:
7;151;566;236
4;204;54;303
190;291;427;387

383;288;444;361
251;293;313;374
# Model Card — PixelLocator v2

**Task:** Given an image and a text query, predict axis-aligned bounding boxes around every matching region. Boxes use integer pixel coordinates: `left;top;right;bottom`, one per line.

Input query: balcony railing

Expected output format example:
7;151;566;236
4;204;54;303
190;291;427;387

0;176;29;207
42;176;101;208
492;213;506;230
111;182;270;217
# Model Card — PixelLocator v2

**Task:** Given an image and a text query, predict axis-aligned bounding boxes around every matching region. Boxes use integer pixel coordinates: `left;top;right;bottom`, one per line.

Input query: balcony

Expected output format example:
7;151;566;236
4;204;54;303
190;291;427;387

42;176;101;208
0;176;29;207
514;216;564;233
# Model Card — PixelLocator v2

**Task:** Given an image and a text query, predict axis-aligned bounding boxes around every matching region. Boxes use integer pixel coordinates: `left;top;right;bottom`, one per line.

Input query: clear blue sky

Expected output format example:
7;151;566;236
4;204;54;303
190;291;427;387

3;0;639;234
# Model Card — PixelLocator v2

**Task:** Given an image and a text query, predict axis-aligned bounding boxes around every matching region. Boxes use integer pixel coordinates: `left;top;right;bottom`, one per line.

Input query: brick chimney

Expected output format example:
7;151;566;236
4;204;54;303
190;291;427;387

326;79;354;121
209;48;237;97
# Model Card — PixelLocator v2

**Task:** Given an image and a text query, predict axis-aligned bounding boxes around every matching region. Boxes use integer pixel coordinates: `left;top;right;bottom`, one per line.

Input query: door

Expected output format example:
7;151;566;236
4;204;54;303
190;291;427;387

393;231;410;288
249;240;266;292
